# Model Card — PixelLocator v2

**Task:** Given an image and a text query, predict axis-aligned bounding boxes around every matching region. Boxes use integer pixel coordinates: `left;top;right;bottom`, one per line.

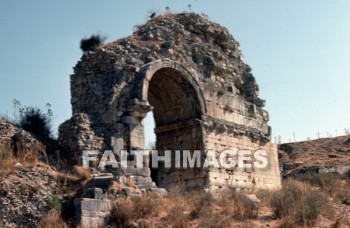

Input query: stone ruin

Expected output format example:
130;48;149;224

58;13;281;193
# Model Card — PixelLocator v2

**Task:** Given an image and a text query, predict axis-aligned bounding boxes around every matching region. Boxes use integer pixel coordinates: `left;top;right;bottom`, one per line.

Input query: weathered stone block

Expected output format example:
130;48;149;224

92;174;114;189
74;198;111;228
147;188;168;197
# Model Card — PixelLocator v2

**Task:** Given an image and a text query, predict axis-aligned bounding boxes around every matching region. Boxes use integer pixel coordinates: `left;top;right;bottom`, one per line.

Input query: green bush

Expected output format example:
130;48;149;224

46;195;61;210
19;104;53;141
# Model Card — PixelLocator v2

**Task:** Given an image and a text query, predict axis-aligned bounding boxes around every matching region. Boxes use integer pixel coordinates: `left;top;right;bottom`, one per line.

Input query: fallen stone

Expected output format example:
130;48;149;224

147;188;168;197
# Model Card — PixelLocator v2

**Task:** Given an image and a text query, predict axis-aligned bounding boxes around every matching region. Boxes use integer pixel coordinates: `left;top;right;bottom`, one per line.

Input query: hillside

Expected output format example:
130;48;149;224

279;135;350;177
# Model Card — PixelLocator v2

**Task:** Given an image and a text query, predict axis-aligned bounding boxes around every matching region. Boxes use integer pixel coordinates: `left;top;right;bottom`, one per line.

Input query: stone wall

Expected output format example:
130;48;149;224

58;13;281;190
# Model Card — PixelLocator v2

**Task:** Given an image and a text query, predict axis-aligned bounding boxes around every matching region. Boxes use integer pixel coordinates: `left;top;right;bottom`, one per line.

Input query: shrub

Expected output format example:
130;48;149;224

80;35;104;52
111;197;134;226
232;192;259;219
19;105;53;141
111;196;162;226
197;206;232;228
270;180;304;218
270;179;327;226
255;189;271;207
166;204;189;228
300;172;340;194
46;195;62;210
40;210;67;228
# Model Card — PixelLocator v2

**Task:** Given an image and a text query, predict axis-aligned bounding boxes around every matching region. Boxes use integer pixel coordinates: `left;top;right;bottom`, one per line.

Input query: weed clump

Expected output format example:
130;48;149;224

270;179;327;226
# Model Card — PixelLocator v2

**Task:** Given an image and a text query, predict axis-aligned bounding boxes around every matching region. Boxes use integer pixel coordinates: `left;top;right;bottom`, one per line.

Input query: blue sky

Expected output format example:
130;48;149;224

0;0;349;144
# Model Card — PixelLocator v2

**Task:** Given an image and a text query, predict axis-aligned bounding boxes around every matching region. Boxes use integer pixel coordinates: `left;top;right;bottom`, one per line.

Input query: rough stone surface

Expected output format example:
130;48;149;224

91;173;114;189
74;198;111;228
245;194;260;217
58;13;281;190
58;113;104;164
147;187;168;197
0;165;59;227
0;118;47;161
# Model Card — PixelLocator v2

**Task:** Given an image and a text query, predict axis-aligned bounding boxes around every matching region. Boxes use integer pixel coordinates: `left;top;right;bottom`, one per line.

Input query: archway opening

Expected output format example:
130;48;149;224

148;68;202;127
146;67;203;187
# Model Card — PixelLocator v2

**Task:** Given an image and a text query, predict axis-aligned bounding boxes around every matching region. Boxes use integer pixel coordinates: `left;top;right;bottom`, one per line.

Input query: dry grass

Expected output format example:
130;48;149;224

255;189;272;207
125;177;136;188
40;210;67;228
301;172;350;206
54;166;92;199
301;172;341;194
110;187;265;227
72;165;91;183
111;196;163;226
0;142;16;172
0;139;46;174
232;192;259;219
0;136;49;172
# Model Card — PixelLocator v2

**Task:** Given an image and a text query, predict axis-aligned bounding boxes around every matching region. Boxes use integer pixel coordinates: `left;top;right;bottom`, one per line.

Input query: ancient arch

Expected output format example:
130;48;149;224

58;13;281;191
131;59;207;187
133;59;207;116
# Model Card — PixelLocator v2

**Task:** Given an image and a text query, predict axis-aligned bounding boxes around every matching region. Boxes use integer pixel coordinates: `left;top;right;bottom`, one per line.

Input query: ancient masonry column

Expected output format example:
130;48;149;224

113;98;156;189
122;98;153;150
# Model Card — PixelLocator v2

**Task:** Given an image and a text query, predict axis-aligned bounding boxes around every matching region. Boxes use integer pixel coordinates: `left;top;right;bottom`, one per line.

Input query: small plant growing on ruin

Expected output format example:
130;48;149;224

80;34;105;52
46;195;62;210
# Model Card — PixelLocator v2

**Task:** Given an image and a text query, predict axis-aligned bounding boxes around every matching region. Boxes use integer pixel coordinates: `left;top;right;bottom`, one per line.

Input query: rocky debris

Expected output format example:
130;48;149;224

245;194;260;214
90;173;114;190
0;118;18;146
0;119;47;164
146;187;168;197
0;165;59;227
122;188;143;197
